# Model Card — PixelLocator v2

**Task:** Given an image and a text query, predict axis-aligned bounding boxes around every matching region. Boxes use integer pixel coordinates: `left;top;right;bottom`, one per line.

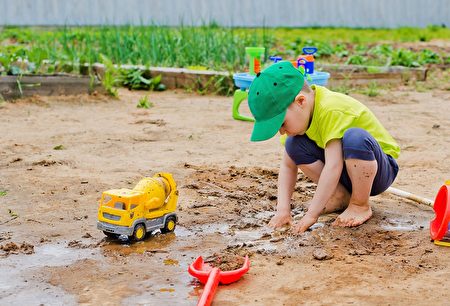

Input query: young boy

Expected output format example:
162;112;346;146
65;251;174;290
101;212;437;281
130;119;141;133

248;61;400;234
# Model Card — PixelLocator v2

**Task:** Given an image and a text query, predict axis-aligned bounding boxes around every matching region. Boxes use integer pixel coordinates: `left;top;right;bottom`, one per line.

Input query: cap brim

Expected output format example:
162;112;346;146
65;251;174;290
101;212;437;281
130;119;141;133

250;109;287;142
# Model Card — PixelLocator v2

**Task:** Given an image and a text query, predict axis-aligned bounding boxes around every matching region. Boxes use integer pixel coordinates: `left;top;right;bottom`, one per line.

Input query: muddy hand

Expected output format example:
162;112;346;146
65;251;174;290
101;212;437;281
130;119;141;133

268;212;292;229
291;214;318;234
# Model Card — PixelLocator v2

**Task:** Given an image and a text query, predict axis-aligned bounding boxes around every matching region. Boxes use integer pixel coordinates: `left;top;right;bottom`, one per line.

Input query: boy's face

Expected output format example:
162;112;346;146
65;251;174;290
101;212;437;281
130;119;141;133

279;92;312;137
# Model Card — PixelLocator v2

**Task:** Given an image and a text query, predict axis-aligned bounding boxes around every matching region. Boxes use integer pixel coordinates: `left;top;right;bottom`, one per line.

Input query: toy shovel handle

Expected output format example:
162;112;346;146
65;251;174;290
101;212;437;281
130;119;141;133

197;267;220;306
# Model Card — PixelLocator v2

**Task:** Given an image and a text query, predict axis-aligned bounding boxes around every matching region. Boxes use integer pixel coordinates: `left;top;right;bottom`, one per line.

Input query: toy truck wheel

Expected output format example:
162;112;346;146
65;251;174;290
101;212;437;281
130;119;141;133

103;231;119;239
132;223;146;241
161;216;176;234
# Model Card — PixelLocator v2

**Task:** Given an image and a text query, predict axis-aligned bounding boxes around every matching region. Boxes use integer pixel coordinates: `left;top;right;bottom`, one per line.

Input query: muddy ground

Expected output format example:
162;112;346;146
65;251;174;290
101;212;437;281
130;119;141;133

1;71;450;305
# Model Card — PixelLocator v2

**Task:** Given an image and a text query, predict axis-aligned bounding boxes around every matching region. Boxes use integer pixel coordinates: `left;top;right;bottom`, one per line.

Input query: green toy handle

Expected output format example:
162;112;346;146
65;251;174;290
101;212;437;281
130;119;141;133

232;89;255;122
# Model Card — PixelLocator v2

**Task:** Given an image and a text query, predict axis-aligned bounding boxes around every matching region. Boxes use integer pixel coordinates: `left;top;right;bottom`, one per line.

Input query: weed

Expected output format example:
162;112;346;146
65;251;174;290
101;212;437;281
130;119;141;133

363;81;380;97
0;191;6;196
329;83;353;95
99;54;119;97
413;81;428;92
136;95;153;109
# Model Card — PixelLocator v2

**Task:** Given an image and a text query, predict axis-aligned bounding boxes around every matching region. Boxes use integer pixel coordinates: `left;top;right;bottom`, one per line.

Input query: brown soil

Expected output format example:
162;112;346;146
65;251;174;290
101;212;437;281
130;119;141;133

1;69;450;305
204;252;246;272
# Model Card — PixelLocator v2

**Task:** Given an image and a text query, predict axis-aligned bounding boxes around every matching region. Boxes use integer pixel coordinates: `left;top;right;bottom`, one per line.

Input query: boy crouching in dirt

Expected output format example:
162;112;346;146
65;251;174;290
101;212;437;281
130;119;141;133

247;61;400;234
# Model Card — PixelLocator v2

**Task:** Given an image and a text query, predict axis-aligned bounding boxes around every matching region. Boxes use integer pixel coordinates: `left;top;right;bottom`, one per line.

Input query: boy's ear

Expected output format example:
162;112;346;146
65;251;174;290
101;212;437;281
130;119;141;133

294;93;306;106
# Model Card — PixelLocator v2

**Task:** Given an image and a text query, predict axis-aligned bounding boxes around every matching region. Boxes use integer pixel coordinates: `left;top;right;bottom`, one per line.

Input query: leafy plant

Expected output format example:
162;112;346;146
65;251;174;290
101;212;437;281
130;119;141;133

346;54;366;65
0;190;6;196
99;54;120;97
136;95;153;109
118;69;163;90
390;49;420;67
419;49;442;64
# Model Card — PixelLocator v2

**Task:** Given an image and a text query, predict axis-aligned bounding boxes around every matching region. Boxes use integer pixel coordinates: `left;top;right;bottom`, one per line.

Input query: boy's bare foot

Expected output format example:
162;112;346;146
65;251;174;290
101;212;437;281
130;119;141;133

323;185;350;214
332;203;372;227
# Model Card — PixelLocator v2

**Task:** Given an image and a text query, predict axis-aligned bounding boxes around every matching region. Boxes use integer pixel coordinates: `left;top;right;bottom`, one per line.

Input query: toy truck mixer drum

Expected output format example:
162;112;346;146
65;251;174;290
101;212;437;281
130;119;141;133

133;176;171;210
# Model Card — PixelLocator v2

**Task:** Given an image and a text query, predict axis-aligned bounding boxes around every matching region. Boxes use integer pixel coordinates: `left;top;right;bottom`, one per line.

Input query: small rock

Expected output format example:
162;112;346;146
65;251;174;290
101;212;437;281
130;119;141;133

312;248;333;260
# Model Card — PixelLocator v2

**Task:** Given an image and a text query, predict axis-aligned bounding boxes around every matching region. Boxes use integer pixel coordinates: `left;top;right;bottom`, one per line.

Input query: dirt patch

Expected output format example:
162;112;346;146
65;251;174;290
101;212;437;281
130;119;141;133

1;74;450;304
0;241;35;256
205;252;246;271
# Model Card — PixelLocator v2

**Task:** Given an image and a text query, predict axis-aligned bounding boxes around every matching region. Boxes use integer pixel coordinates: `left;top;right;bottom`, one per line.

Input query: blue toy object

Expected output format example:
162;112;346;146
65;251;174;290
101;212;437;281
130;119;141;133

233;73;255;91
269;56;283;64
297;47;318;74
308;71;330;86
232;47;330;122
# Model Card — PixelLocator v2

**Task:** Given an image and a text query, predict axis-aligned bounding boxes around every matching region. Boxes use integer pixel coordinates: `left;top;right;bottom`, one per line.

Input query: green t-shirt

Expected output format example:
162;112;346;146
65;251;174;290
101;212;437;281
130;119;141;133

305;85;400;159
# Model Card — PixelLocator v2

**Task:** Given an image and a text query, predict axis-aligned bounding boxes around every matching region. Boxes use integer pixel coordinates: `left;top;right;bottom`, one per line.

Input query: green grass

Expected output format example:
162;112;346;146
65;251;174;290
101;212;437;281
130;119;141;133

0;25;448;76
273;26;450;44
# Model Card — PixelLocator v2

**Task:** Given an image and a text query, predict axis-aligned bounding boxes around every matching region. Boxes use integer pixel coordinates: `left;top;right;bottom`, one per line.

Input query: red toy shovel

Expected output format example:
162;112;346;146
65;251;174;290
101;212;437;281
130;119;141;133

188;255;250;306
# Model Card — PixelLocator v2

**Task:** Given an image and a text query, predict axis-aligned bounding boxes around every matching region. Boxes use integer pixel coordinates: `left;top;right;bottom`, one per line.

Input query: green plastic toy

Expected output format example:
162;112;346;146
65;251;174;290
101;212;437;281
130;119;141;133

245;47;265;75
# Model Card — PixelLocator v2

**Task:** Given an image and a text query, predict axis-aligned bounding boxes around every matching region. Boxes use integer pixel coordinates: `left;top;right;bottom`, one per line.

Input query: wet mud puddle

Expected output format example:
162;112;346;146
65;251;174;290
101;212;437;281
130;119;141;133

0;243;97;305
0;224;270;305
380;212;430;231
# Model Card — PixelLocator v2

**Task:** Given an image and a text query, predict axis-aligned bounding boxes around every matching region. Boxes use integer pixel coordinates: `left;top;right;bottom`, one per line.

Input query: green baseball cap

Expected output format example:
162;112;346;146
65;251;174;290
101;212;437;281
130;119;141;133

248;61;305;141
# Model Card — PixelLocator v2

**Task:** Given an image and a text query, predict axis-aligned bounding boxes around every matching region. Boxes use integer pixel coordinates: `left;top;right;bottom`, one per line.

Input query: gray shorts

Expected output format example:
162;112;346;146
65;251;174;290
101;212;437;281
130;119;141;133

285;127;399;196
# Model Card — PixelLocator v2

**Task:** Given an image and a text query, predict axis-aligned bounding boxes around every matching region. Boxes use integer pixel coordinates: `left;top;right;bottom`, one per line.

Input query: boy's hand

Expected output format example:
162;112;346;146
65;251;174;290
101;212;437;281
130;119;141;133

268;212;292;229
291;214;318;234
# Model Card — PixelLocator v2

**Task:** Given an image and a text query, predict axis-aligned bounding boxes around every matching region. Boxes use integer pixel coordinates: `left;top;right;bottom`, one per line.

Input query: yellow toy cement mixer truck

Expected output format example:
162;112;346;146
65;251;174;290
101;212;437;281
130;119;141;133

97;173;178;241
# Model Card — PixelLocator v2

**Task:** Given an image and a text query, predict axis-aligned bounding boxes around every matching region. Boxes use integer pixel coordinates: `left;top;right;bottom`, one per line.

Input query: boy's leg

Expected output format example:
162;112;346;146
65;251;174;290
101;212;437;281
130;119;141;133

300;160;350;213
333;128;399;227
285;135;350;214
332;158;376;226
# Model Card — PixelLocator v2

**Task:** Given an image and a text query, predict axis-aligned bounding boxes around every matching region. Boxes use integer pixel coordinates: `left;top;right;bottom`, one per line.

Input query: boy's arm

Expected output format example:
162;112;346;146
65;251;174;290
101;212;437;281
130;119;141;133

268;151;297;228
292;139;344;233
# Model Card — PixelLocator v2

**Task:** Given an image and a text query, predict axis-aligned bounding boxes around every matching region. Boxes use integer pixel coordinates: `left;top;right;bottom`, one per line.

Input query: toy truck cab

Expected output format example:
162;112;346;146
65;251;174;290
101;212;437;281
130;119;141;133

97;173;178;241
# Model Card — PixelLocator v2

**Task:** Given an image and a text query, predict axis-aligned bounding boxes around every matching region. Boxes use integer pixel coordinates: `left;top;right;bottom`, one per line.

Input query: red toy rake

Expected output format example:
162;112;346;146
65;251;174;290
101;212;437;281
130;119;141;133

188;255;250;306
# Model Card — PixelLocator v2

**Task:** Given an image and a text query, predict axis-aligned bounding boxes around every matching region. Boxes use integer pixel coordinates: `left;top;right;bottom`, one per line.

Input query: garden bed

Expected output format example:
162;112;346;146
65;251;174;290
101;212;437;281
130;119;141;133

0;63;429;101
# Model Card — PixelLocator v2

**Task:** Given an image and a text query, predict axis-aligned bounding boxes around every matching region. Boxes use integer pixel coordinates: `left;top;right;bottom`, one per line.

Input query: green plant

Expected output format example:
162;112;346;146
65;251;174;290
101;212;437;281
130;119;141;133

1;25;449;80
15;74;41;97
136;95;153;109
118;69;163;90
329;83;353;95
391;49;420;67
419;49;442;64
346;54;366;65
0;191;6;196
363;81;380;97
99;54;119;97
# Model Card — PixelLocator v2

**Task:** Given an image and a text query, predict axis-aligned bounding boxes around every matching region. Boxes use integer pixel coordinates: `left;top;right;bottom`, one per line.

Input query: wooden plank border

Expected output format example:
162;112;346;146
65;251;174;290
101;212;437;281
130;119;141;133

0;74;103;100
0;62;428;100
